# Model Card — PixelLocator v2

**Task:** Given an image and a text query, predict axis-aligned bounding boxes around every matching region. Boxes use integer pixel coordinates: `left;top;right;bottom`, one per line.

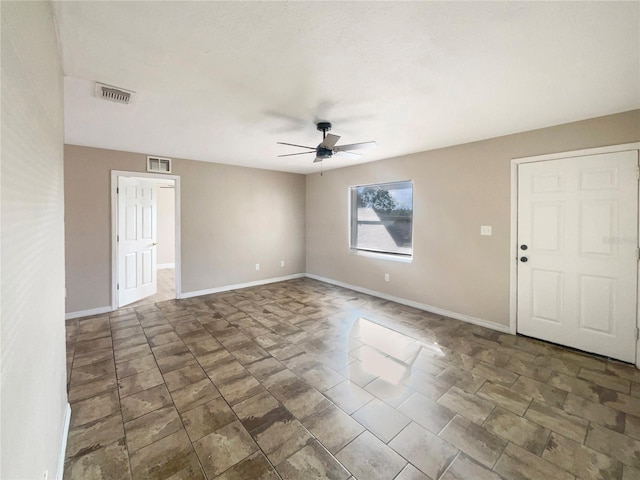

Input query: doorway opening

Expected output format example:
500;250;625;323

110;170;181;310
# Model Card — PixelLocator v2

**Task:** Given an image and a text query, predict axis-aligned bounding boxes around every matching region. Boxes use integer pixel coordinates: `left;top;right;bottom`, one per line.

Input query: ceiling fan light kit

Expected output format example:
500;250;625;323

277;122;376;171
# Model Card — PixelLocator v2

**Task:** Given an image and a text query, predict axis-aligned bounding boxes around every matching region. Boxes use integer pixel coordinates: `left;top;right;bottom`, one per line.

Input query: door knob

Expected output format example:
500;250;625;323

152;242;158;246
520;256;528;262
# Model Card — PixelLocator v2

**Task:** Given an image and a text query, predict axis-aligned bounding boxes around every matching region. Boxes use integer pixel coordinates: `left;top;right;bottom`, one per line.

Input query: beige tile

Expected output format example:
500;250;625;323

476;381;531;416
193;420;258;478
181;397;237;442
484;408;551;455
397;391;455;435
70;390;121;428
625;414;640;440
585;423;640;467
389;422;458;479
120;384;173;422
303;404;364;454
499;358;552;383
217;372;265;405
254;417;313;466
579;368;631;394
68;374;118;404
394;464;431;480
72;347;115;368
70;358;116;386
563;393;625;433
548;371;602;402
277;439;351;480
124;405;182;452
511;375;568;408
117;367;164;398
525;400;589;443
170;378;220;413
325;380;374;414
470;362;518;386
63;439;131;480
532;356;582;376
623;465;640;480
364;377;415;408
336;431;407;480
441;453;502;480
437;366;487;393
352;398;411;443
156;351;197;374
542;432;623;480
66;414;125;459
216;451;279;480
115;354;158;379
129;429;197;479
437;386;496;424
403;370;453;401
495;441;574;480
113;344;152;364
439;415;507;468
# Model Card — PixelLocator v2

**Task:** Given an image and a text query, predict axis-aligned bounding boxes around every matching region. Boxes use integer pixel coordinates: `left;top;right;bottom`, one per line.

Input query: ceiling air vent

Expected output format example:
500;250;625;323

95;82;135;105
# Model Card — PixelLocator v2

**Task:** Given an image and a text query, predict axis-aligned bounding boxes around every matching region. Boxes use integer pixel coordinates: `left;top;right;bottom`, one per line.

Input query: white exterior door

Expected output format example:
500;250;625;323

118;177;158;307
517;151;638;362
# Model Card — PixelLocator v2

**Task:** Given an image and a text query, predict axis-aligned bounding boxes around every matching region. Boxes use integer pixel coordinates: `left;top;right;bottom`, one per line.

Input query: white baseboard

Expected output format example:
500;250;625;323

306;273;511;334
56;402;71;480
180;273;307;299
65;306;113;320
65;273;509;335
157;263;175;270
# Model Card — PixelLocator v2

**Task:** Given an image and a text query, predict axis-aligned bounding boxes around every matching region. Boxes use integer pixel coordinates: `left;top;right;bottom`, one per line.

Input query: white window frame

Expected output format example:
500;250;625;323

349;180;414;261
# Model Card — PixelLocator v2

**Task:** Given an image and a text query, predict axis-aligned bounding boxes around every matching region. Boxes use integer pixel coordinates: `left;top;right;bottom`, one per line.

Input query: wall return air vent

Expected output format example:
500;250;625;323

147;156;172;174
95;82;135;105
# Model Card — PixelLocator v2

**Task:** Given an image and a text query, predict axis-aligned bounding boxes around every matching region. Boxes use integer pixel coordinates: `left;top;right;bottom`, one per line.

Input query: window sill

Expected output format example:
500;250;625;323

349;249;413;263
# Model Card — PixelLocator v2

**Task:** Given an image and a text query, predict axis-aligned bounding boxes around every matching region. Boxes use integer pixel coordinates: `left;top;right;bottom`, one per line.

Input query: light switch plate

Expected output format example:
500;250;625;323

480;225;492;236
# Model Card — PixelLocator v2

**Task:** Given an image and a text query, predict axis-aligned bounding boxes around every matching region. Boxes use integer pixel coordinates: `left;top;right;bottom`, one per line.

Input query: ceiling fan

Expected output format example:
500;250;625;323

277;122;376;163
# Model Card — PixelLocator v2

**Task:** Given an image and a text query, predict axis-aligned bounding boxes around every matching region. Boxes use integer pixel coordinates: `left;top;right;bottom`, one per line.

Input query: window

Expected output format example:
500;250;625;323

350;180;413;257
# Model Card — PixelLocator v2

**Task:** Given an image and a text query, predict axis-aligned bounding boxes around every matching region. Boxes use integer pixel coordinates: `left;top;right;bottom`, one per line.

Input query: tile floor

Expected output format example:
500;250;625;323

64;278;640;480
126;268;175;309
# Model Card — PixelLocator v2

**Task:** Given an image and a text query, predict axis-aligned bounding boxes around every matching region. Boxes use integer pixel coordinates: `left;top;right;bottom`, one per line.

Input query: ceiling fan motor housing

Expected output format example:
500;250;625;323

316;147;333;158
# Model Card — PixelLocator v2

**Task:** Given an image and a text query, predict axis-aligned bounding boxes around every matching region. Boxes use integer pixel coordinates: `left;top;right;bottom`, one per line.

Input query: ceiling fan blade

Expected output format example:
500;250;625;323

335;151;361;160
313;157;324;163
277;142;316;150
334;141;377;152
277;151;316;157
320;134;340;149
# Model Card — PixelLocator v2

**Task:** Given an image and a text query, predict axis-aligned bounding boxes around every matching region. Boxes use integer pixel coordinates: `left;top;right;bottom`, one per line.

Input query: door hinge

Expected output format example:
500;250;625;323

117;187;119;194
636;327;639;340
117;235;119;242
117;283;119;290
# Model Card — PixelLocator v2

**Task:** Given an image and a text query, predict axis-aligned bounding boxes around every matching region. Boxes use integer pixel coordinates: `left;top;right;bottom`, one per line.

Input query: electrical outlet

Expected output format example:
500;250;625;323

480;225;492;236
281;260;285;267
384;273;390;282
255;263;260;271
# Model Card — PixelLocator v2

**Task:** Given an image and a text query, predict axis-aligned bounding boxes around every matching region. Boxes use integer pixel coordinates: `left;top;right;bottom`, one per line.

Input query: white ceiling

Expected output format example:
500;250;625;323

54;1;639;174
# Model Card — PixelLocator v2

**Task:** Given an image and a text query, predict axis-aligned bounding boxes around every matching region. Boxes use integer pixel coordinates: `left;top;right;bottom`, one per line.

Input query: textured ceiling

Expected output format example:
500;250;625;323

54;1;640;174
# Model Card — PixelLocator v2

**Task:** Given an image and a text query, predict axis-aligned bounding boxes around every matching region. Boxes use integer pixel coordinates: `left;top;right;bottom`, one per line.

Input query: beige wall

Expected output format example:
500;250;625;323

1;2;68;478
157;184;176;266
64;146;306;313
306;110;640;328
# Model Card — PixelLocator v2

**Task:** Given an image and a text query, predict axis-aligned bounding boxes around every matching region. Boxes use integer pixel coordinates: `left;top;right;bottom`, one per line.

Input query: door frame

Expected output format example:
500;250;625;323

509;142;640;367
111;170;182;311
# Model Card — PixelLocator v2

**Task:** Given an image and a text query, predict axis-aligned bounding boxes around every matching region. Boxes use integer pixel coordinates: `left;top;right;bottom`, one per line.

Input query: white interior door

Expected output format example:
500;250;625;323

118;177;158;307
517;151;638;362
